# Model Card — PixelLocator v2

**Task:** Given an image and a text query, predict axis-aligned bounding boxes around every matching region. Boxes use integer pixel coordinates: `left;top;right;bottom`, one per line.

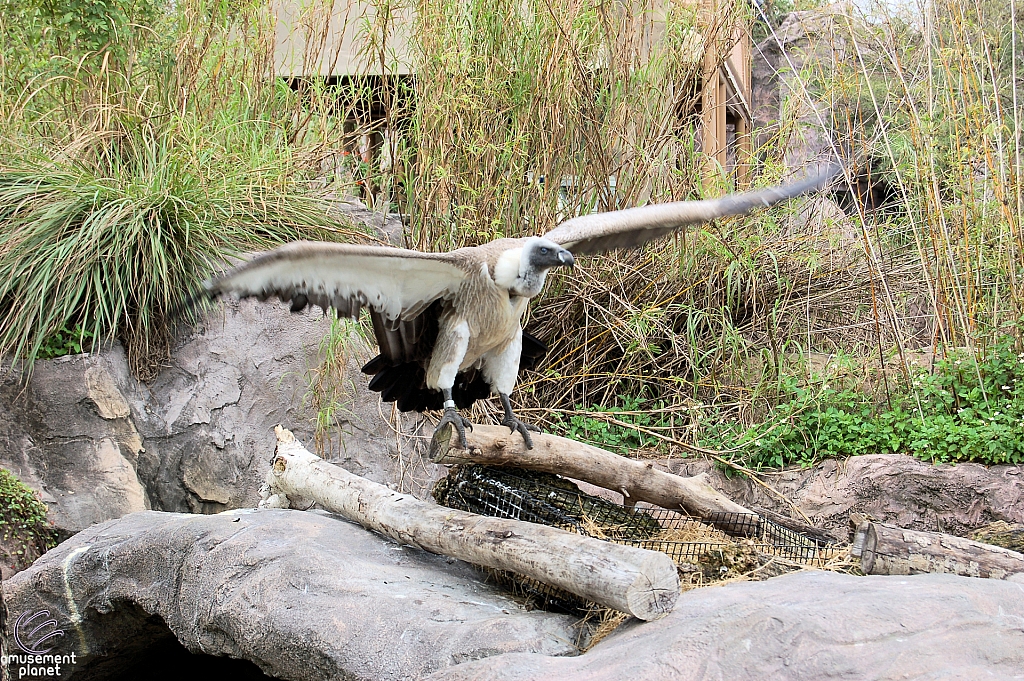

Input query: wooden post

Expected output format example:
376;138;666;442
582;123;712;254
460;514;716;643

851;518;1024;580
263;427;680;621
429;423;754;521
734;113;751;188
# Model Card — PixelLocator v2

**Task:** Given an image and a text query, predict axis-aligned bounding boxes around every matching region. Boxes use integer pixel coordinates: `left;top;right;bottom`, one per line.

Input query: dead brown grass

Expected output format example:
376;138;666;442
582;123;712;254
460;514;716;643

579;515;857;650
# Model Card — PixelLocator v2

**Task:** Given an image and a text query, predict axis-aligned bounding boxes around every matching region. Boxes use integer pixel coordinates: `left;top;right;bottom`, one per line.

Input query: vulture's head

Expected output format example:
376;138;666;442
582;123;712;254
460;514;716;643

494;236;574;298
526;236;575;271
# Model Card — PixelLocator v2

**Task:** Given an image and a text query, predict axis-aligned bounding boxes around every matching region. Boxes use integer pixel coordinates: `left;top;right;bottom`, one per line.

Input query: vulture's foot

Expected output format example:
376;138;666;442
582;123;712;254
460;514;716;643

439;392;474;449
499;393;541;450
501;413;541;449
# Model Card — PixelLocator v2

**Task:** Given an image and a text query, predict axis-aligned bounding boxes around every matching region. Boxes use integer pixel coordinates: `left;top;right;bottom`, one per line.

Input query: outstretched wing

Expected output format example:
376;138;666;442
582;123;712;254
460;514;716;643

204;241;469;323
543;164;841;255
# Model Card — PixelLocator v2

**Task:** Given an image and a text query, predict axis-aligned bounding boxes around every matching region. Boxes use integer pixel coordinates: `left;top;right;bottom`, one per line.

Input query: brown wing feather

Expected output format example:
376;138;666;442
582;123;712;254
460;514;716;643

543;164;841;255
204;241;470;321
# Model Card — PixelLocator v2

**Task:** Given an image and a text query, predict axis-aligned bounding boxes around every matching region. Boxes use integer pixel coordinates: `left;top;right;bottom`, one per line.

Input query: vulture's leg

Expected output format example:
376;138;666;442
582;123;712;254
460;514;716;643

438;388;474;448
499;392;541;450
480;328;540;448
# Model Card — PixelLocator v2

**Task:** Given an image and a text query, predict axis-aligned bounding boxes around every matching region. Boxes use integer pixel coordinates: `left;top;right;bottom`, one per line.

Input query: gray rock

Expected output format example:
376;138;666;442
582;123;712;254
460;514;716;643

426;570;1024;681
326;194;406;246
5;509;580;681
752;9;852;171
316;350;444;500
141;300;443;508
132;298;334;513
662;454;1024;540
1;299;445;541
0;352;148;540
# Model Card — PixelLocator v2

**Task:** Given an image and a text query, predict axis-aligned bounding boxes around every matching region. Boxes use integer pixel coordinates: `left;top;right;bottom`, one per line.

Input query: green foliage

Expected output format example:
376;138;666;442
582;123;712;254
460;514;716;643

0;468;57;558
752;0;794;43
704;336;1024;469
24;0;156;59
552;335;1024;469
38;324;97;360
552;396;668;454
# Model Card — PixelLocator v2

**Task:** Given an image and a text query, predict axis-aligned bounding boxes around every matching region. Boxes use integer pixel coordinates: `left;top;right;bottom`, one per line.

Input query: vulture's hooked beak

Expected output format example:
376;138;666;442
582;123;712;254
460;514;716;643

558;250;575;268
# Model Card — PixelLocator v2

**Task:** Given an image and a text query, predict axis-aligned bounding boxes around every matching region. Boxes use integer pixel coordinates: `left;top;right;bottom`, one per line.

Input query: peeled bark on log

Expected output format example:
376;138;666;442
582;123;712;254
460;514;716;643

970;521;1024;553
262;426;680;621
430;423;753;523
851;517;1024;580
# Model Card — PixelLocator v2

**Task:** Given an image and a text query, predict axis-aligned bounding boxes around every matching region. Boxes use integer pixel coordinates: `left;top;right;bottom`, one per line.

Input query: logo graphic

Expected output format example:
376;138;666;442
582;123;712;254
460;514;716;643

13;610;65;654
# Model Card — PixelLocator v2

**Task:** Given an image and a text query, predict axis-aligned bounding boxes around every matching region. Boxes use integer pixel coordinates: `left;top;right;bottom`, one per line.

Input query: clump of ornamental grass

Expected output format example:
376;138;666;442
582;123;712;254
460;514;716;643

0;118;367;378
0;0;369;377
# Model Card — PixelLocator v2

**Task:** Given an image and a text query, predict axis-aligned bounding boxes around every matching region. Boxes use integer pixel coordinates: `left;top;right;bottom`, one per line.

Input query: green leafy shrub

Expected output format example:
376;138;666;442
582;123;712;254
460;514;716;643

704;336;1024;468
552;396;669;454
38;324;97;360
0;468;57;571
5;0;159;68
554;336;1024;468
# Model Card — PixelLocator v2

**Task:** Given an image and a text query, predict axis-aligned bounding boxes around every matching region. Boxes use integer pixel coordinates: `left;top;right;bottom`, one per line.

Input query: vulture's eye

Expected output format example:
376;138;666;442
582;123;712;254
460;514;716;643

540;247;549;254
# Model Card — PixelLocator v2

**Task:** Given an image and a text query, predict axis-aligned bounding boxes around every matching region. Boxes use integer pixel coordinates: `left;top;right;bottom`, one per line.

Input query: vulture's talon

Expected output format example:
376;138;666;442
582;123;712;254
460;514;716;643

438;408;473;449
498;391;540;449
501;415;540;449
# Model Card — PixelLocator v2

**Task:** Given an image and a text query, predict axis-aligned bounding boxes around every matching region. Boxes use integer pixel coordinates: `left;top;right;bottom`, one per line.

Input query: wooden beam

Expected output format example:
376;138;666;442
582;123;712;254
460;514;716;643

734;112;751;188
429;423;754;522
263;426;680;621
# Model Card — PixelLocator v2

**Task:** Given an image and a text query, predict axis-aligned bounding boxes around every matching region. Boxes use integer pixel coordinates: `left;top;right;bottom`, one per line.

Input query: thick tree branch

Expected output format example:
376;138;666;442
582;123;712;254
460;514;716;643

851;516;1024;580
262;426;680;620
430;423;754;520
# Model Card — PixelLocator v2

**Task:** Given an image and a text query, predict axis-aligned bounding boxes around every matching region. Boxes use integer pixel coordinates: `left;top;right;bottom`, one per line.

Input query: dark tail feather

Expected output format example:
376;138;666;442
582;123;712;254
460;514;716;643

361;328;548;413
520;329;547;370
361;354;388;375
368;365;405;393
381;364;424;403
168;284;213;323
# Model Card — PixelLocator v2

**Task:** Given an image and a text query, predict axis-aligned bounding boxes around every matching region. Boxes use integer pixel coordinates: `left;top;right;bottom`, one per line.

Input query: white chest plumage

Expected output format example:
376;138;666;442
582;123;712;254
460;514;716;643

492;248;522;290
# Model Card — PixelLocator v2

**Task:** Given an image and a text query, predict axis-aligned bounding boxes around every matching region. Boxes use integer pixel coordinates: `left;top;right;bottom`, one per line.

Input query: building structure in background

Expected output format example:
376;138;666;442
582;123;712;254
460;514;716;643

272;0;753;200
702;5;752;186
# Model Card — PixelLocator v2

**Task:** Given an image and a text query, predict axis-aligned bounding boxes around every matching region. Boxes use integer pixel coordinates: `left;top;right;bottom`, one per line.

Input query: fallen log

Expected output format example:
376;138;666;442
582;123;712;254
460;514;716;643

851;516;1024;580
429;423;754;522
261;426;680;620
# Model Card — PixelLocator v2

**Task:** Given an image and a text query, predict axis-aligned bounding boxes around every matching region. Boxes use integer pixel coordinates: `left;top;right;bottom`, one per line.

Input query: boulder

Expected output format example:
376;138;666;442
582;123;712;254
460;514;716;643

0;299;444;542
0;352;148;540
752;9;852;171
426;570;1024;681
662;454;1024;541
5;509;580;681
325;194;406;246
132;299;342;513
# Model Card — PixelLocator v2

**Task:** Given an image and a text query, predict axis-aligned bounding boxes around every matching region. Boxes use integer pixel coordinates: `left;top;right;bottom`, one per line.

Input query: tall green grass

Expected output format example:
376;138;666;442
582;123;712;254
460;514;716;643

0;0;367;376
0;143;349;377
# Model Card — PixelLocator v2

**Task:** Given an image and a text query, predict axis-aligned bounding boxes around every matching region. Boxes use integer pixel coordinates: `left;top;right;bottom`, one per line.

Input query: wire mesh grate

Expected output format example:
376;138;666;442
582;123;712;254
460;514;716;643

433;465;844;611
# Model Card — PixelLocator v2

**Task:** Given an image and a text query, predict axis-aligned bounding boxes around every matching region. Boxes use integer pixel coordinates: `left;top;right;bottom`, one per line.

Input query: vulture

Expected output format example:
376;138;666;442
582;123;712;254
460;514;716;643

202;164;839;449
